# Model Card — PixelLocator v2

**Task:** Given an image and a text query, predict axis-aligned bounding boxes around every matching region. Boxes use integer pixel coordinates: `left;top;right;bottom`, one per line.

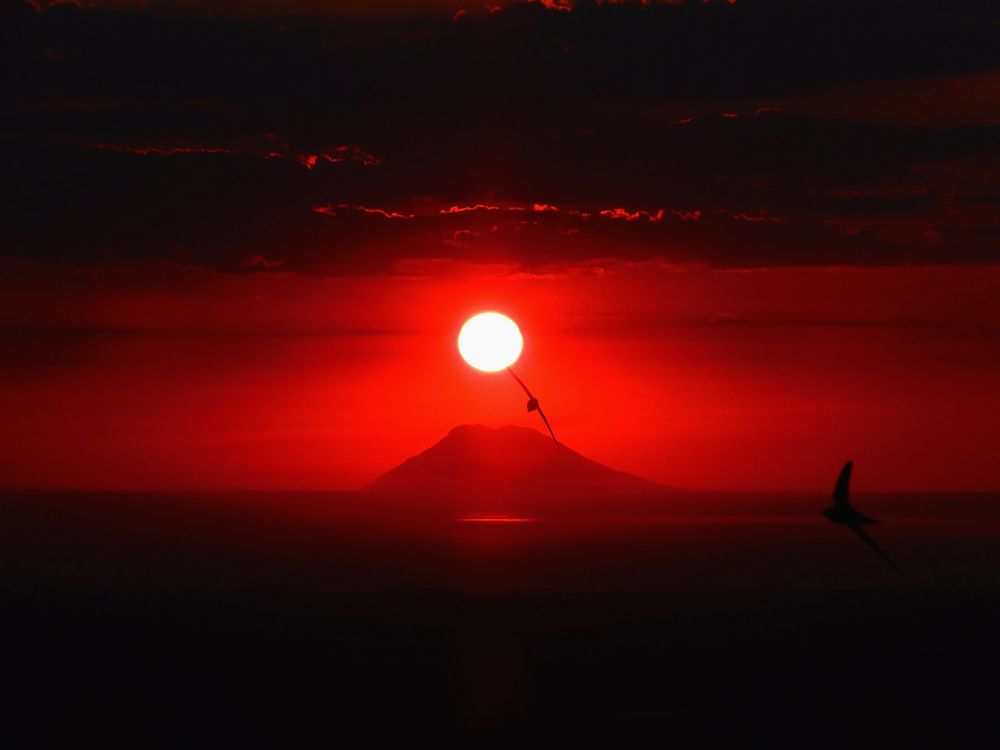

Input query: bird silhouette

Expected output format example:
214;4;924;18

823;461;901;573
506;367;559;447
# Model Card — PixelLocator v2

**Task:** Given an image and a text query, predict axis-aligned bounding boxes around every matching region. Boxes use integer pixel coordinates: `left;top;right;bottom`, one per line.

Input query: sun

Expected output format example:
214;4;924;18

458;312;523;372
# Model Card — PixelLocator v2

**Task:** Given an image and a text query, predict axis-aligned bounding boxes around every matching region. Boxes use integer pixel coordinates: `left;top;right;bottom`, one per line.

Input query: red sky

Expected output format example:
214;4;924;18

3;261;998;492
4;0;1000;492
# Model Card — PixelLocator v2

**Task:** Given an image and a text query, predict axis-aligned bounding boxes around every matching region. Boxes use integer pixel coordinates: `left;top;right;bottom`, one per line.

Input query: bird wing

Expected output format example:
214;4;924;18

833;461;853;507
506;367;535;399
535;405;560;448
849;525;902;574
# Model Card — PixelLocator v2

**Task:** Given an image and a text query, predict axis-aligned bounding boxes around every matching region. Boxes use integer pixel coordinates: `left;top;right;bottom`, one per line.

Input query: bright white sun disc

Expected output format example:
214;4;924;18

458;312;523;372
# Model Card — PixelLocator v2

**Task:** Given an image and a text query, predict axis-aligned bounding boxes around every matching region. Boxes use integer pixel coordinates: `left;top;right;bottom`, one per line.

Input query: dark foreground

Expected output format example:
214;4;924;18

4;588;1000;747
2;491;999;747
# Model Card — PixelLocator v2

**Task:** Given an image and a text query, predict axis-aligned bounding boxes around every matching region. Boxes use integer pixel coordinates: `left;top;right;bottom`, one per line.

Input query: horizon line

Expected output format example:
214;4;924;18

3;486;998;496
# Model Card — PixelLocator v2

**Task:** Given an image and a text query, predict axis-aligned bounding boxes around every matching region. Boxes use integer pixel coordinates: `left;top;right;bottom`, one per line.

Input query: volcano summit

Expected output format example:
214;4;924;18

366;425;666;518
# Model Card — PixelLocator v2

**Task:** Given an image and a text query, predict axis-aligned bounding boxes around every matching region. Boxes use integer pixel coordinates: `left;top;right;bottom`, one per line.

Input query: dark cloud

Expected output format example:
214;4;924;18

3;0;1000;273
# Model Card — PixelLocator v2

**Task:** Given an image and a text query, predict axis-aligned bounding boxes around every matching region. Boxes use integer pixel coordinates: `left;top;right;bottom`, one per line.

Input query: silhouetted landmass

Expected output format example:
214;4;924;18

366;424;666;517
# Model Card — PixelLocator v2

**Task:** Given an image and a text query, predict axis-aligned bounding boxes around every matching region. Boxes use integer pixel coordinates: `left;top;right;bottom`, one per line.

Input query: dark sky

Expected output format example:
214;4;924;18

6;0;1000;274
3;0;1000;490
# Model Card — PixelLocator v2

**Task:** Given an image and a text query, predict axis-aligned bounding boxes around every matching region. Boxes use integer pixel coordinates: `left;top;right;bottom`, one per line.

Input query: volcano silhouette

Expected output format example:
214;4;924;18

366;425;666;517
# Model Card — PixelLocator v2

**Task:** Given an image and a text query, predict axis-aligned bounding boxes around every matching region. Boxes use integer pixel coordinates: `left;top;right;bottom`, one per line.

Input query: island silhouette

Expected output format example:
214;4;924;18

365;424;666;518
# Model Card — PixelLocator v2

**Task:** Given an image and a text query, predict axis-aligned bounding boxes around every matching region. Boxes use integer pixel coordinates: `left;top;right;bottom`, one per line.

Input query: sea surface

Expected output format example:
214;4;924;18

1;489;998;591
2;490;999;746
